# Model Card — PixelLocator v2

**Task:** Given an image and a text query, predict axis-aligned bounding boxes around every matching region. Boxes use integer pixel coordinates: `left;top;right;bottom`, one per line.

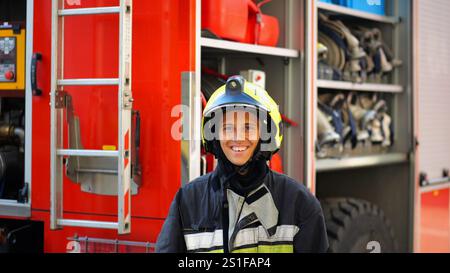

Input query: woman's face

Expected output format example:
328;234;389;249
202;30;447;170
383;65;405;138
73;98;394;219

219;110;260;166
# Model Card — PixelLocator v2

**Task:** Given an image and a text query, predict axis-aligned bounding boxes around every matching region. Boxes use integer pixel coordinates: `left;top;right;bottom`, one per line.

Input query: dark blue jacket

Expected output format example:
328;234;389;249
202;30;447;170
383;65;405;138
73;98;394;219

155;167;329;253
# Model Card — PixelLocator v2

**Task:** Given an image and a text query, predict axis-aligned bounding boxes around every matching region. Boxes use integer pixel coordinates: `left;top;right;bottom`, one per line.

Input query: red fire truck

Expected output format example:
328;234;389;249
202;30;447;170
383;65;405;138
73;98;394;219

0;0;448;253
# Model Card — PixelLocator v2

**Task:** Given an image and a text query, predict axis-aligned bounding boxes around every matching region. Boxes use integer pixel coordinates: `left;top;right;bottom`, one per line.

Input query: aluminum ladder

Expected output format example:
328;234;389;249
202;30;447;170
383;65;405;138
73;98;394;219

50;0;133;234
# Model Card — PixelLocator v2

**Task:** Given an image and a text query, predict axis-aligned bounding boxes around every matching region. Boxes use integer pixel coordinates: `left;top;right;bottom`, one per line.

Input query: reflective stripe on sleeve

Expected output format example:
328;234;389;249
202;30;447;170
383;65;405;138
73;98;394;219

184;229;223;252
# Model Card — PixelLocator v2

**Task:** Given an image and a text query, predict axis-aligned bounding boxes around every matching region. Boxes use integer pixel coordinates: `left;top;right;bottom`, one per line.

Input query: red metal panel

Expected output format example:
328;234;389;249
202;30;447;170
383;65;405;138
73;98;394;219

32;0;52;212
31;0;196;248
420;188;450;253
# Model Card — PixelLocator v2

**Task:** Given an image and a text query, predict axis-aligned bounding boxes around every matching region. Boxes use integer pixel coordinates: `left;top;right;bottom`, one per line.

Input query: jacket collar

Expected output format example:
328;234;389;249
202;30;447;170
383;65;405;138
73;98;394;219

227;180;279;237
214;157;269;196
210;159;278;236
245;184;279;236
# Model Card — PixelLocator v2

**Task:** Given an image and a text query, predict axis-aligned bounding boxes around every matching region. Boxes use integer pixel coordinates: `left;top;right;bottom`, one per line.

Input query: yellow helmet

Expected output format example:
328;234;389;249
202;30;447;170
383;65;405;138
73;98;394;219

202;76;283;160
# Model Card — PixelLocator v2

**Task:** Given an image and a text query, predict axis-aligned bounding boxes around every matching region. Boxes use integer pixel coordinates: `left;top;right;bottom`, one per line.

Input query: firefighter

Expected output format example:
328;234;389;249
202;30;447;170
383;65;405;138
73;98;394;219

156;76;329;253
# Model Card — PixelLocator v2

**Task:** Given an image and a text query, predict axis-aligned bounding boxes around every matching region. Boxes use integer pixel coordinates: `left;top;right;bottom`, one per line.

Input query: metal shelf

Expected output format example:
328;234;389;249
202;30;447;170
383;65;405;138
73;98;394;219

317;2;400;24
200;38;299;58
317;79;403;93
316;153;408;172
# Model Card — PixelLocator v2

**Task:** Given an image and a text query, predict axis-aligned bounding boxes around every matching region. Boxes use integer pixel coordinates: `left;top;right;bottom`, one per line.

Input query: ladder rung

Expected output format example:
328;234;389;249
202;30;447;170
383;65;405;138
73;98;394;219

57;78;119;86
77;168;118;175
58;219;119;230
57;149;119;157
58;7;120;16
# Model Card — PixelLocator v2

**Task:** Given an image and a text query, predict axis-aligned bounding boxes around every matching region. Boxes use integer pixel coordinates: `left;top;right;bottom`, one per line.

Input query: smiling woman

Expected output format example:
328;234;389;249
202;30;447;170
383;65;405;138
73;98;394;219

219;110;260;167
156;76;328;253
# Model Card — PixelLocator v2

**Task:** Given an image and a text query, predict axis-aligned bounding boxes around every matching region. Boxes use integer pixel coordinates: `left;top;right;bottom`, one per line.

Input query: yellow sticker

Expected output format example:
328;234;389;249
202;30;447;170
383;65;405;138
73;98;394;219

102;145;117;151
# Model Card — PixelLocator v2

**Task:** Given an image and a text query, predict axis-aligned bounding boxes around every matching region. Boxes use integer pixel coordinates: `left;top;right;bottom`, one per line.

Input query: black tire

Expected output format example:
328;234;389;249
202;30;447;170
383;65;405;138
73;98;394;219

321;198;398;253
